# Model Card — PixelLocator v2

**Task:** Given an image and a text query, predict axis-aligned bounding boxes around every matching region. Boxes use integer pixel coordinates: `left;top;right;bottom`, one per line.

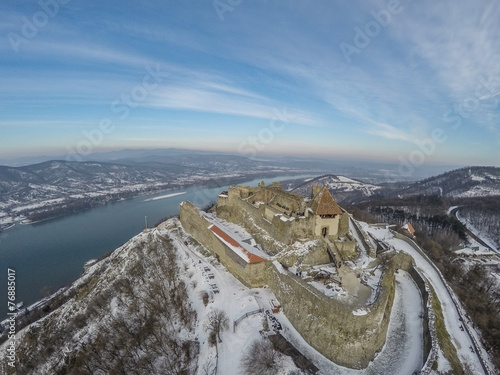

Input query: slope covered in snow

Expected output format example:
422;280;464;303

396;166;500;198
0;217;435;375
363;224;496;374
292;174;382;203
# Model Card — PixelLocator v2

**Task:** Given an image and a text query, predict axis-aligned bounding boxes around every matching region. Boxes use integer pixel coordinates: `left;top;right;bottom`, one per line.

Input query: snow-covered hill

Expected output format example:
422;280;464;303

0;220;304;375
0;157;303;229
292;175;382;203
396;166;500;198
0;217;455;375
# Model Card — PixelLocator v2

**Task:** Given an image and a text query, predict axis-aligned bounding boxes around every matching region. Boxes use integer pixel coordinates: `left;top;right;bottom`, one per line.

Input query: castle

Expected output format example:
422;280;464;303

179;182;428;369
216;182;360;261
218;181;349;242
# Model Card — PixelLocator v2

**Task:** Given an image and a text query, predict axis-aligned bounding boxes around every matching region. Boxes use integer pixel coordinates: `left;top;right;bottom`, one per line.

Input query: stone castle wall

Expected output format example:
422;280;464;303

218;193;319;247
217;195;296;252
179;201;267;287
180;201;433;369
265;254;415;369
251;183;306;215
218;185;352;247
408;267;432;364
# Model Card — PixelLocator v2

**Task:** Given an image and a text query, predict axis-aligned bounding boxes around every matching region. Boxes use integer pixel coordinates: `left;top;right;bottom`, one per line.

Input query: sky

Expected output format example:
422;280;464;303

1;0;500;167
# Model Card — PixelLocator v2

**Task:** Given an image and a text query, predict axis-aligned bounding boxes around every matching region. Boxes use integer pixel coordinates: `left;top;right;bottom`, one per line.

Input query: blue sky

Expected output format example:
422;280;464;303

1;0;500;167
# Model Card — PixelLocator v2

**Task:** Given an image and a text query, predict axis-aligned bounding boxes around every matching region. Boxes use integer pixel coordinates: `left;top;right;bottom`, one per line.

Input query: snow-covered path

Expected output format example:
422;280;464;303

364;225;492;374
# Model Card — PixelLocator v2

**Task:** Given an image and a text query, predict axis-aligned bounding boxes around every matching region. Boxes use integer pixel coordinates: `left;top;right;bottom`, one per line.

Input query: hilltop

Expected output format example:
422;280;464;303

292;175;382;203
394;166;500;198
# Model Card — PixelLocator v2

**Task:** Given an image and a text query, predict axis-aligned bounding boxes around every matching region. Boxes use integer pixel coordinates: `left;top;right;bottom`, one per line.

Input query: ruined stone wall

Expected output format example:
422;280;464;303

274;192;304;213
263;186;305;213
265;255;415;369
288;217;313;241
302;244;331;266
180;201;267;287
350;219;377;257
334;239;357;260
220;185;352;245
217;196;295;251
276;241;330;268
409;267;432;363
216;194;229;207
339;213;350;237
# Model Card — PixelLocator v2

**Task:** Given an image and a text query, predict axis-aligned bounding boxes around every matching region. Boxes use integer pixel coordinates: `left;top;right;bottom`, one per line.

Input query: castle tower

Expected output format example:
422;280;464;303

308;186;343;238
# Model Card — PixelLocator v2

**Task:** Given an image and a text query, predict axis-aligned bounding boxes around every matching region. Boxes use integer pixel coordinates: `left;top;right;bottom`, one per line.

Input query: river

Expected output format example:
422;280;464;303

0;174;316;313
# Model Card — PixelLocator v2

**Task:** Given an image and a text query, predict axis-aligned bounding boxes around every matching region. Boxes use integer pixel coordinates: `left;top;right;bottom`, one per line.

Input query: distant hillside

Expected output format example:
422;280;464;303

344;166;500;251
290;167;500;205
395;166;500;198
0;160;175;206
292;174;382;204
0;156;305;228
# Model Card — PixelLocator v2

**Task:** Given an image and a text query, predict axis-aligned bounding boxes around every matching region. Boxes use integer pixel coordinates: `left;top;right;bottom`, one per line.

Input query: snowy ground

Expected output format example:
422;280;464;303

1;215;435;374
363;224;493;374
169;219;427;375
164;222;297;374
456;211;499;253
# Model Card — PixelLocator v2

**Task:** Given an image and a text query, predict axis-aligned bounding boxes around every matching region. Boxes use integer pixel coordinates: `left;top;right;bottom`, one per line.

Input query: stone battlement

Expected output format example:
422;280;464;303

178;183;432;369
217;182;349;248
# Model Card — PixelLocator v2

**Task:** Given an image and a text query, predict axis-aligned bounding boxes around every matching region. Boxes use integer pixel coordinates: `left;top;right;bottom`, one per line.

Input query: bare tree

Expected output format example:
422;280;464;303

241;338;280;375
204;308;229;343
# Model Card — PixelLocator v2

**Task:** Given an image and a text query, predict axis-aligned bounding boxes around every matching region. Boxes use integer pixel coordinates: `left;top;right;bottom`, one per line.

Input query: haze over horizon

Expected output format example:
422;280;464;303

1;0;500;168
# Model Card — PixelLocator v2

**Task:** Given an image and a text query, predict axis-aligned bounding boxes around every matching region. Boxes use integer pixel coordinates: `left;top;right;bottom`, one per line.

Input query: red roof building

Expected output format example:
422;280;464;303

402;222;415;236
208;224;267;264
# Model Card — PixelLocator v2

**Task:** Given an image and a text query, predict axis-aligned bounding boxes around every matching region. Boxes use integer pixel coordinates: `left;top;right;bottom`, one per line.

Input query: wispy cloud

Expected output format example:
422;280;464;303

367;123;413;142
148;84;321;127
1;1;499;165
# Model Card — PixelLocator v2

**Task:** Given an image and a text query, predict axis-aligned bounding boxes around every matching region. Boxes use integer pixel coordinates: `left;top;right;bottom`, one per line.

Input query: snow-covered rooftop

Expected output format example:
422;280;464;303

203;213;268;264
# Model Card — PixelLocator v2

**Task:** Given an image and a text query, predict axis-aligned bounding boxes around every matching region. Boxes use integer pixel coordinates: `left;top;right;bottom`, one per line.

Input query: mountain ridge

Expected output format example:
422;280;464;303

291;166;500;205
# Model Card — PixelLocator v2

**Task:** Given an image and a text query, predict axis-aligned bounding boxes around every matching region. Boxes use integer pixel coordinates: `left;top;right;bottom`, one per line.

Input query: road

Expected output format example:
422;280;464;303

449;207;497;253
365;225;494;374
